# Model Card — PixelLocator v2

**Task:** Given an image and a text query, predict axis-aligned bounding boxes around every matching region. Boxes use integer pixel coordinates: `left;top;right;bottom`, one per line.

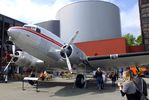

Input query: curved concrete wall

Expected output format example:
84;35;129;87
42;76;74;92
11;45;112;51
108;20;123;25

56;1;121;43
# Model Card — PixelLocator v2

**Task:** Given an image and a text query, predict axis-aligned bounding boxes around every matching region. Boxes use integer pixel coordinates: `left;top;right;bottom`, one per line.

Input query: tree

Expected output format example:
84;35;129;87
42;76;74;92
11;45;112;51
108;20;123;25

135;35;143;46
123;33;143;46
123;33;136;46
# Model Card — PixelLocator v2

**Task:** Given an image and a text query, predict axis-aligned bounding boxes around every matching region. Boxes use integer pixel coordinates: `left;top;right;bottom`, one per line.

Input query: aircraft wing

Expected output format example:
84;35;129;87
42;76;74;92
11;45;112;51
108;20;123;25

87;51;149;70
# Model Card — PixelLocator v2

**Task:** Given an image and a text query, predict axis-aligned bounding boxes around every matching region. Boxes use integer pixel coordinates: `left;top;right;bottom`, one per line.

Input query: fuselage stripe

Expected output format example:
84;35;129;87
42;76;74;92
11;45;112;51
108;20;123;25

12;27;63;47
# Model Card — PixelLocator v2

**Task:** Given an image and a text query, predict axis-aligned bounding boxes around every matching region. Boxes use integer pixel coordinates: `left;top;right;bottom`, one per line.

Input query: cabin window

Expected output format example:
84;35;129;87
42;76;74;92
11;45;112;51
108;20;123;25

24;26;36;31
36;28;41;33
23;25;40;33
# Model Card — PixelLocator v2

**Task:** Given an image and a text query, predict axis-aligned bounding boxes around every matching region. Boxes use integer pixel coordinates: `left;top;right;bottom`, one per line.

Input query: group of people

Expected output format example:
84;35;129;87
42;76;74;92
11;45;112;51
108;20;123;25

94;67;118;90
118;69;148;100
29;70;50;81
94;67;148;100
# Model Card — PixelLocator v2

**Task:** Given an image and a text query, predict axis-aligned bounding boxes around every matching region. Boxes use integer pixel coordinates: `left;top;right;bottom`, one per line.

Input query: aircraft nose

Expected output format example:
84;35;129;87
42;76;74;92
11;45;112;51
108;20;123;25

7;27;19;39
7;27;14;37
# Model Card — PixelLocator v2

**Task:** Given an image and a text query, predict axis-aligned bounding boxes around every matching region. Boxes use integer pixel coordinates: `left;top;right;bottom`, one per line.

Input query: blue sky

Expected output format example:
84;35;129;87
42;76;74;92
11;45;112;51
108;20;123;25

0;0;140;37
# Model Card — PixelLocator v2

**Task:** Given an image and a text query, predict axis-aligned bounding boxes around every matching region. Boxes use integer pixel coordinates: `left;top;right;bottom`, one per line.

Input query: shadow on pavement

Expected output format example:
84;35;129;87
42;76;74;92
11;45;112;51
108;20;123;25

38;80;118;97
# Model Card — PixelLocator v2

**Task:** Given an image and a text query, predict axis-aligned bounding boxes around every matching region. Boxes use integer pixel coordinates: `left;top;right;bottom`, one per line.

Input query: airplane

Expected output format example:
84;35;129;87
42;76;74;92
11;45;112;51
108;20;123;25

6;24;149;88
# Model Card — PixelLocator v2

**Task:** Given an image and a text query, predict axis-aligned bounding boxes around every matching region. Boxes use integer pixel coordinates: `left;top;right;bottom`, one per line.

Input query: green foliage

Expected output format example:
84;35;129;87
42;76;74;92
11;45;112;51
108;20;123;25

123;33;136;46
123;33;142;46
135;35;143;45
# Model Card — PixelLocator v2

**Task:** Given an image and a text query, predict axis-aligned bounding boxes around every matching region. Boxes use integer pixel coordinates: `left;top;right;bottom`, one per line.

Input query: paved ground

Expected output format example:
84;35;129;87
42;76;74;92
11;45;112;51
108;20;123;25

0;78;149;100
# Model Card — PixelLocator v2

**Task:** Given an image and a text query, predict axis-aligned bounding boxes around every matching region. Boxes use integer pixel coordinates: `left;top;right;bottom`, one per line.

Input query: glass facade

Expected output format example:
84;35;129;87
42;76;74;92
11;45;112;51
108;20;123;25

139;0;149;50
0;14;25;69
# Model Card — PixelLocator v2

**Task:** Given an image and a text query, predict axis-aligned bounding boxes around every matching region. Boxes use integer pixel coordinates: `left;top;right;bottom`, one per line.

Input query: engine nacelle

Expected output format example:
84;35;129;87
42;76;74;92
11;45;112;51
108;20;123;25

13;51;44;67
60;44;87;64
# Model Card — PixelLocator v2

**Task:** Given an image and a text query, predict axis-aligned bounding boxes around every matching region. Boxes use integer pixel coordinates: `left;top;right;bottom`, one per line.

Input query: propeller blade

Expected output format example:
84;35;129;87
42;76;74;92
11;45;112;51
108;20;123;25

4;42;15;72
65;31;79;49
4;58;12;72
12;44;15;54
64;53;72;73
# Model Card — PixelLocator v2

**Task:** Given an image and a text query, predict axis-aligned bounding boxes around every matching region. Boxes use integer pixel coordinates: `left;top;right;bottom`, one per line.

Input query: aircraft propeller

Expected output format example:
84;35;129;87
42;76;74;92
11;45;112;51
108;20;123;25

61;31;79;73
64;53;72;73
65;31;79;50
4;38;16;72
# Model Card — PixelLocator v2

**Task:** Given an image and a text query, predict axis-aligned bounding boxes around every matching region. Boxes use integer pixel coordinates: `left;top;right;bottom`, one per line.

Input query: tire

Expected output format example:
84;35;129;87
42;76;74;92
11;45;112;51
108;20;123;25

75;74;85;88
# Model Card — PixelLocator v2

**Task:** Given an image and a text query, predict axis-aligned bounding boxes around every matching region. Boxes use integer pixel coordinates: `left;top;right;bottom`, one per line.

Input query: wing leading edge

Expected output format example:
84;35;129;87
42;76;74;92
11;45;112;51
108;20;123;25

87;51;149;70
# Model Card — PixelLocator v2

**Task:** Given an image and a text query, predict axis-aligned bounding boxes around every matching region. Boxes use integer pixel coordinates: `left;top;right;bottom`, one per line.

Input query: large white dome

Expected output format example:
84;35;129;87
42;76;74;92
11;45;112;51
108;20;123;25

56;1;121;43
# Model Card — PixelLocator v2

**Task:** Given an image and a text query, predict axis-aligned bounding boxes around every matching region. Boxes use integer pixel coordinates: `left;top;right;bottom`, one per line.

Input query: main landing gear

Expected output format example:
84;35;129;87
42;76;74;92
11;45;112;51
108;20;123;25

74;74;87;88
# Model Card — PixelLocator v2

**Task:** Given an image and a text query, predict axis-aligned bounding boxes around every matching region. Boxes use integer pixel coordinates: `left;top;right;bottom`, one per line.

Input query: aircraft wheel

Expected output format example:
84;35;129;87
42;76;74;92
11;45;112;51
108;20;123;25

75;74;85;88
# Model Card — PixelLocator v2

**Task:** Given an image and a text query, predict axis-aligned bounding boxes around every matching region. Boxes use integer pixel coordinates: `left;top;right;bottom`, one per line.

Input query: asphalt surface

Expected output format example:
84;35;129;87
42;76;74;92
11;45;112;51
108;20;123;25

0;78;149;100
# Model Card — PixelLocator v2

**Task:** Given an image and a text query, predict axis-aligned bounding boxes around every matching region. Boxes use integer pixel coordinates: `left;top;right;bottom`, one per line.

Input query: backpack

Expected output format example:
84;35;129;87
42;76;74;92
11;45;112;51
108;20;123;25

133;78;148;100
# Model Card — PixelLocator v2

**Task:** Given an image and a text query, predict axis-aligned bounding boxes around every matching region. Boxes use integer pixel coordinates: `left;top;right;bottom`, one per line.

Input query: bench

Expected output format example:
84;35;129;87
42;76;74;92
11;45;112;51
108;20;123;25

22;77;39;92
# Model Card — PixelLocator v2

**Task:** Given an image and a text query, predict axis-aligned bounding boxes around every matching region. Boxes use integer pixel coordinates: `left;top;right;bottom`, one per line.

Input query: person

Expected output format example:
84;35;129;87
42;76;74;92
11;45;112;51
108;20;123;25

109;71;117;87
94;67;104;90
28;70;36;85
29;70;35;77
39;71;45;80
119;67;123;78
133;69;148;99
39;70;49;80
126;67;134;77
117;71;140;100
43;71;49;80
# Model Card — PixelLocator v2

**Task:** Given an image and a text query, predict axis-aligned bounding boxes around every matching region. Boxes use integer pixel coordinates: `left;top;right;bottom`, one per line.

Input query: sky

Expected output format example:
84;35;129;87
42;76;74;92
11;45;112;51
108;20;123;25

0;0;140;37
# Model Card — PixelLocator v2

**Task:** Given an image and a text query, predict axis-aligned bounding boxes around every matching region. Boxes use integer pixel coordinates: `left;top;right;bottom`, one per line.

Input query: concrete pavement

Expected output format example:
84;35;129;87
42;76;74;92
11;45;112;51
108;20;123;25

0;78;149;100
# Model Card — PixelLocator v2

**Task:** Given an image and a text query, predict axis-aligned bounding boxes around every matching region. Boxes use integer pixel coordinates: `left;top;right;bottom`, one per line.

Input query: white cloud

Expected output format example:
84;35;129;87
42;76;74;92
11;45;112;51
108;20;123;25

0;0;72;24
120;3;141;37
0;0;141;37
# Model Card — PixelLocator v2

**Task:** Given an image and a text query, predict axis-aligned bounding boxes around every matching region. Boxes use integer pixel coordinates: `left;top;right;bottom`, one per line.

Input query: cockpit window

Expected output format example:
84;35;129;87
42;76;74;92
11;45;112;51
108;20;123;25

24;26;36;31
36;28;41;33
23;25;41;33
